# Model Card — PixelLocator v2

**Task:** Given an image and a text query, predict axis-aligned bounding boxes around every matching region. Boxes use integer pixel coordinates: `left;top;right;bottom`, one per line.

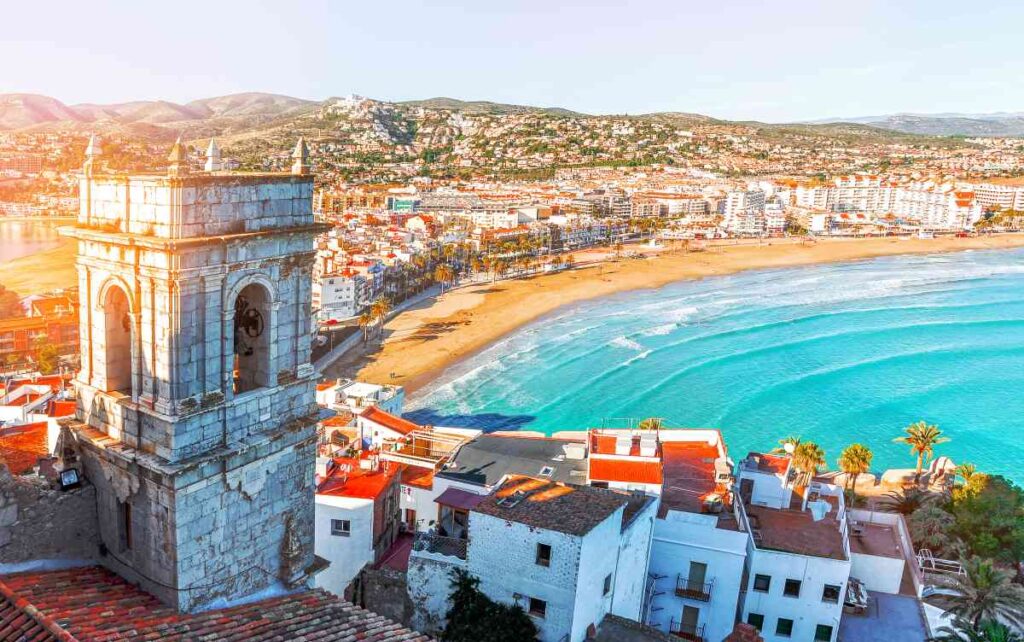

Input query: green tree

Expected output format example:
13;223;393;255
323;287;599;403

838;443;873;491
638;417;663;431
894;421;949;479
939;557;1024;630
932;618;1024;642
434;264;456;293
771;435;801;455
949;475;1024;563
32;338;60;374
880;488;934;515
791;441;826;486
908;504;956;554
357;311;374;343
441;569;537;642
0;283;22;320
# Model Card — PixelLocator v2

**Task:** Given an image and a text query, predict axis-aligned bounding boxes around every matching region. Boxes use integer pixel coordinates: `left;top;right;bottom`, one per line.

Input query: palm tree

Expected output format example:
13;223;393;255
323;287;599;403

434;264;455;293
370;298;392;338
894;421;949;480
638;417;663;431
791;441;826;487
357;310;374;343
771;435;801;455
838;443;874;491
940;557;1024;629
956;463;978;485
932;617;1024;642
880;487;933;515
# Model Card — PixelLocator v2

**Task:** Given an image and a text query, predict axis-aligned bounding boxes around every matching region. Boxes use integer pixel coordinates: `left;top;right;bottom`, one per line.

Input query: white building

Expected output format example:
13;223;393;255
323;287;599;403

314;456;402;597
408;473;657;642
314;269;369;322
734;453;851;642
316;379;405;417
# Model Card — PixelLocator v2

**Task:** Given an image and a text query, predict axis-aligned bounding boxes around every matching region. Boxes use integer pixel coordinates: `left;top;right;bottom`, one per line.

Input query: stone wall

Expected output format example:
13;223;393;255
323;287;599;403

356;566;415;628
407;555;460;635
0;469;99;564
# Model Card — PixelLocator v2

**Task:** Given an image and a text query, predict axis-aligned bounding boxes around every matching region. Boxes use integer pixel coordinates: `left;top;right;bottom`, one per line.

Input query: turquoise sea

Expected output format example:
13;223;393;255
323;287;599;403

407;248;1024;483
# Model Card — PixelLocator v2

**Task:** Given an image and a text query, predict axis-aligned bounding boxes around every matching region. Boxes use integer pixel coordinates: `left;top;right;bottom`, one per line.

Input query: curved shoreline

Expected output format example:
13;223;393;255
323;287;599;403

323;234;1024;393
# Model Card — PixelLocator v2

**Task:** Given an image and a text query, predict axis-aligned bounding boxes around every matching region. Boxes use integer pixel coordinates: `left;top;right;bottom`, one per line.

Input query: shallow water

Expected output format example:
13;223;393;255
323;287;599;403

0;220;62;263
408;248;1024;482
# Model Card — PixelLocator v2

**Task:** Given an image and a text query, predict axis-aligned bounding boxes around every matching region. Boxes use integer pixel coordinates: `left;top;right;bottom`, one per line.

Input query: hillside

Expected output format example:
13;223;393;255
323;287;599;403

399;96;582;117
0;94;84;129
813;112;1024;137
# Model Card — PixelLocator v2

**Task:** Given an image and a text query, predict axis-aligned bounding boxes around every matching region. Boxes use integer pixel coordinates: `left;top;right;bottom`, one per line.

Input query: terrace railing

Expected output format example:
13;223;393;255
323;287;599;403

669;619;705;642
675;574;714;602
412;532;468;560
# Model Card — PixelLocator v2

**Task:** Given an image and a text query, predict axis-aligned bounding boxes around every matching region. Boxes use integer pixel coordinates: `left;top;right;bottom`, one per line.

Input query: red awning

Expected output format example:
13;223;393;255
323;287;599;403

435;487;486;511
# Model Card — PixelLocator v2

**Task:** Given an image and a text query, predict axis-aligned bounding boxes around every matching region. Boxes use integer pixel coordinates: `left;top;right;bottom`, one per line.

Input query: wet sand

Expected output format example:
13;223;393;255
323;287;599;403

323;234;1024;393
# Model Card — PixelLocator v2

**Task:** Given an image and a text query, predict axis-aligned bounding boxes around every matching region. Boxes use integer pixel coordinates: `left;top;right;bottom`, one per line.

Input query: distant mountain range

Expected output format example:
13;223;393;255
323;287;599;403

809;112;1024;137
0;92;317;132
2;91;1020;140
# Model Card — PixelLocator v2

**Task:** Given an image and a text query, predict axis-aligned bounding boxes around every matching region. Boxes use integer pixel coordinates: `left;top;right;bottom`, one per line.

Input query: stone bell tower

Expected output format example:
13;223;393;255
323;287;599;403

60;135;327;611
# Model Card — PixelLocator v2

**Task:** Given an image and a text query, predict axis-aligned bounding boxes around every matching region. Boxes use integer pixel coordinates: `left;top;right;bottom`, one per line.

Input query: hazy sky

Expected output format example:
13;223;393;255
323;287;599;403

3;0;1021;122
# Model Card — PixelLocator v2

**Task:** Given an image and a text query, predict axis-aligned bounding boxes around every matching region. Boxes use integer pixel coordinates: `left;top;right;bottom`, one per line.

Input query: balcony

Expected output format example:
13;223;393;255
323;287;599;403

675;574;714;602
412;531;467;560
669;619;705;642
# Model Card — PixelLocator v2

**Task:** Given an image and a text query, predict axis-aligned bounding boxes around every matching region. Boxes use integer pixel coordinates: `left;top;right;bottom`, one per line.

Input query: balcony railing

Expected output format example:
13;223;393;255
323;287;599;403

412;531;467;560
669;619;705;642
675;574;714;602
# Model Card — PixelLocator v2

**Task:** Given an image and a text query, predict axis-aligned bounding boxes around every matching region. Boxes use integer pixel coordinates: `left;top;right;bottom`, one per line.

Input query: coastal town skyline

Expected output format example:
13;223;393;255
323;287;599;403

6;0;1024;121
4;5;1024;639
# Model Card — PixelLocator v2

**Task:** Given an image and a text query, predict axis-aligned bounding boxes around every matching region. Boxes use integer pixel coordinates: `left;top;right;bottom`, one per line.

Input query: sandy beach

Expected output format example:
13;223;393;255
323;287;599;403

0;239;77;294
323;234;1024;393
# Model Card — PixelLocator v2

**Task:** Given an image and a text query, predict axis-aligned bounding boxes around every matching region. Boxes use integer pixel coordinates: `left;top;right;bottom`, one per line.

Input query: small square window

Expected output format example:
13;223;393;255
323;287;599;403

783;578;801;597
536;543;552;567
603;574;612;596
529;597;547;618
822;584;842;603
815;624;834;642
331;519;351;536
753;574;771;593
776;618;794;637
747;613;764;631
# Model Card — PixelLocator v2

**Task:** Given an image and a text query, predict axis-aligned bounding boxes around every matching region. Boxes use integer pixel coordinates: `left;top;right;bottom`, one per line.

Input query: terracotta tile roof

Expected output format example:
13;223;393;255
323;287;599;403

401;465;435;490
317;457;400;500
360;406;420;437
0;422;49;475
46;401;76;418
0;566;433;641
589;458;663;485
745;504;847;560
659;441;723;516
744;452;790;474
473;474;629;536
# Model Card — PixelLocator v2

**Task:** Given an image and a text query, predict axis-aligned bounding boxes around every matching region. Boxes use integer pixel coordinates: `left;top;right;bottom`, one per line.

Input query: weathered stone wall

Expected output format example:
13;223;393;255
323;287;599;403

0;469;99;564
407;555;460;635
80;175;314;238
357;567;415;628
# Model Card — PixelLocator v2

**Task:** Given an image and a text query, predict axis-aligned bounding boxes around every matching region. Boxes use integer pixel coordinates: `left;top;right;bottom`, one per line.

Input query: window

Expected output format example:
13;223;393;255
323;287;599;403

536;543;551;567
815;624;834;641
539;466;554;477
117;500;132;551
529;597;547;618
822;584;842;603
233;282;272;394
331;519;351;536
746;613;764;631
603;574;612;596
753;574;771;593
776;618;794;637
783;578;801;597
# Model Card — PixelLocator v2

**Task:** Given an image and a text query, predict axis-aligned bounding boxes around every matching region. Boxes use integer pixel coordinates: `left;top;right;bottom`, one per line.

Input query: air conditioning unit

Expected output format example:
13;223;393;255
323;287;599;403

564;442;587;460
615;435;633;456
639;434;657;457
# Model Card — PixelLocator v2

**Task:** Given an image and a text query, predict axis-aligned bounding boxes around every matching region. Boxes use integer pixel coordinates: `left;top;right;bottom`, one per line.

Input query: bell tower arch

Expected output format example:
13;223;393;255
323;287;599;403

61;136;328;611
